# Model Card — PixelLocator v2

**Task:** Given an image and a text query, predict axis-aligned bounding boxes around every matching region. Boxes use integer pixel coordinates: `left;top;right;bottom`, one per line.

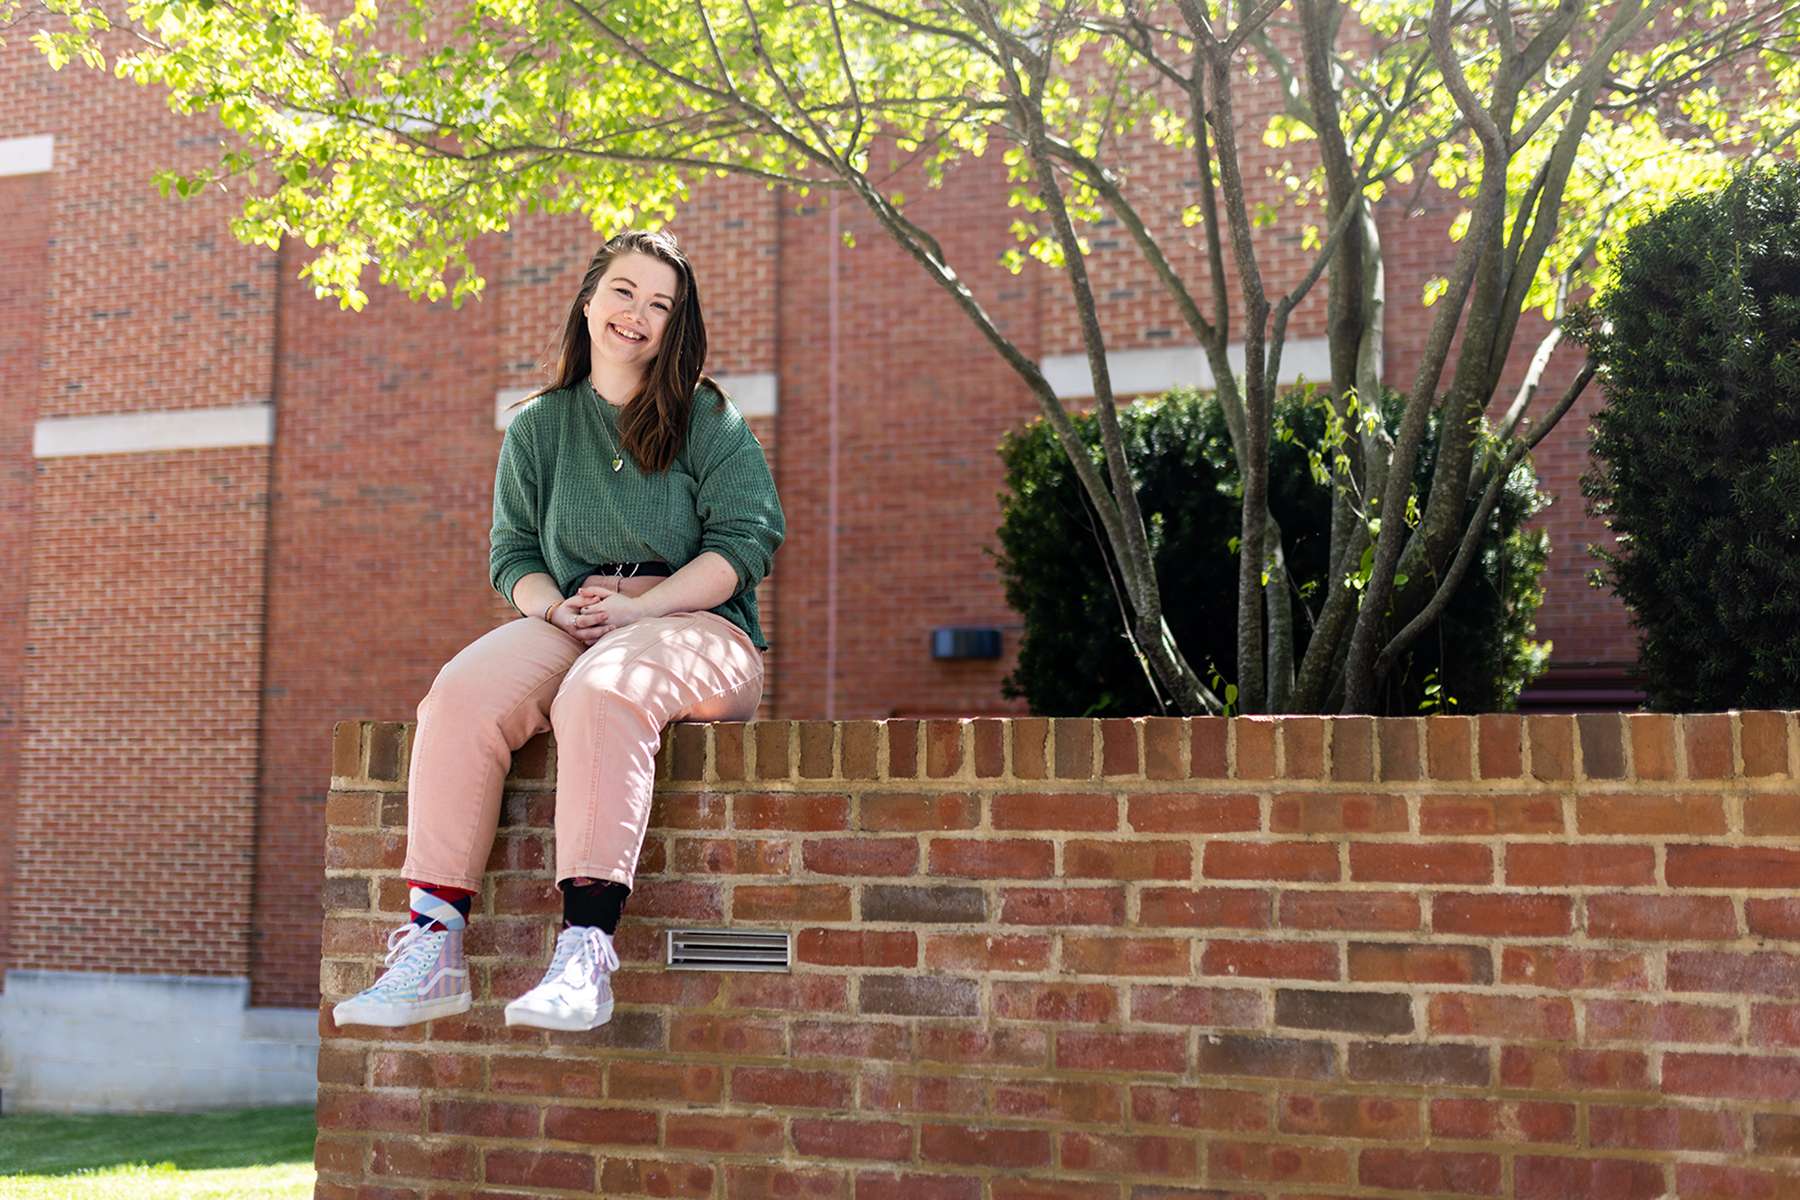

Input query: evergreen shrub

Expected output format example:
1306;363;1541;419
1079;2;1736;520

1584;163;1800;711
995;388;1549;716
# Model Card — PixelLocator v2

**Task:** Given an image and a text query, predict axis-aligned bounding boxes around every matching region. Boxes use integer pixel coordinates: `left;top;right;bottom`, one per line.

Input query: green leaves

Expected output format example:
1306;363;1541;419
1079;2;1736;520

1250;1;1800;334
25;0;1013;306
1586;162;1800;711
998;387;1548;717
33;0;1787;337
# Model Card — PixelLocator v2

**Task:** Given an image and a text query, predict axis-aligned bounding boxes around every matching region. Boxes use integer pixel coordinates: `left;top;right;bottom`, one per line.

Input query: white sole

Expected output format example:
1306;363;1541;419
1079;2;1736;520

332;990;471;1028
503;998;615;1031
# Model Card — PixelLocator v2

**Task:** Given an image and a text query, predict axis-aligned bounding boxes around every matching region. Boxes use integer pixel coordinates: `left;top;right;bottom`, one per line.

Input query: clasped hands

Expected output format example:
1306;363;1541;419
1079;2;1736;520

551;584;647;645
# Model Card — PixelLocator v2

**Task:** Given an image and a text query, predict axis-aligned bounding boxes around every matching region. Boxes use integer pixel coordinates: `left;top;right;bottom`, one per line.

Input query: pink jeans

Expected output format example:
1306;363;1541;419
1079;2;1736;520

402;585;762;892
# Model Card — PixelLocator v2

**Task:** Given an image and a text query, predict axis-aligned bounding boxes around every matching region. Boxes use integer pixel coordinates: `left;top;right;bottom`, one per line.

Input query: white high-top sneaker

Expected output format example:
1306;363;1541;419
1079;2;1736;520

504;925;619;1031
332;923;471;1027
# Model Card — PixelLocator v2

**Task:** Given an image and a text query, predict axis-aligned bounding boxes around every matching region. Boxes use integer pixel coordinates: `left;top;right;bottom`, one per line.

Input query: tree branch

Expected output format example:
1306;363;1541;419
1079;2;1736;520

822;0;868;157
1372;359;1595;682
1339;0;1513;713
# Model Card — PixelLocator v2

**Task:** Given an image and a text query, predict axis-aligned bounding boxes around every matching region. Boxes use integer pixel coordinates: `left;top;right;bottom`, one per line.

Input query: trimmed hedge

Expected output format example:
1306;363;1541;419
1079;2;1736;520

1584;163;1800;711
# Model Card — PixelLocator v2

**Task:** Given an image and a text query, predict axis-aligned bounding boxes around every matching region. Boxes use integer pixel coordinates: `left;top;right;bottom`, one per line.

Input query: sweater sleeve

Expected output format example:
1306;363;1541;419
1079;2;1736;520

489;407;552;603
689;394;784;595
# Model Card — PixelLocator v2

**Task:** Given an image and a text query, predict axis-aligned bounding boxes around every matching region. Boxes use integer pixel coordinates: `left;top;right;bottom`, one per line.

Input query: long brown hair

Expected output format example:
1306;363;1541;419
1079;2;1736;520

533;229;716;473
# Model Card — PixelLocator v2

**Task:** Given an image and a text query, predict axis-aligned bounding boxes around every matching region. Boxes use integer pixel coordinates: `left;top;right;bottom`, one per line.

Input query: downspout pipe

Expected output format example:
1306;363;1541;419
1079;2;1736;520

826;203;841;719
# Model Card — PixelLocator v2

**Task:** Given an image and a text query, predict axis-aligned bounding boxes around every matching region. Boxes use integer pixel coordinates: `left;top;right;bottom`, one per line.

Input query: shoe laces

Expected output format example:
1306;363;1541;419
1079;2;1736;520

376;923;442;989
546;926;619;987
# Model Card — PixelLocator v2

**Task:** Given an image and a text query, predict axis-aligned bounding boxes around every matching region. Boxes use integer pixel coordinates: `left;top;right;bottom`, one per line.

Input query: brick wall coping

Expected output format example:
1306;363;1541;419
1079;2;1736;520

332;710;1796;792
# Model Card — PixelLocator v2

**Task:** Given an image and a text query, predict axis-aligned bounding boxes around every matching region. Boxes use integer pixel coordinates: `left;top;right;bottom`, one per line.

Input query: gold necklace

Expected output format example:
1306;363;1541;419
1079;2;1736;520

588;379;624;472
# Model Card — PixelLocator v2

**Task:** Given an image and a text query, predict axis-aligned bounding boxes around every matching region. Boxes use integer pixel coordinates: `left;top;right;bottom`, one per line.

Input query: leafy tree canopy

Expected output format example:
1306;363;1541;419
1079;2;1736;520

6;0;1783;319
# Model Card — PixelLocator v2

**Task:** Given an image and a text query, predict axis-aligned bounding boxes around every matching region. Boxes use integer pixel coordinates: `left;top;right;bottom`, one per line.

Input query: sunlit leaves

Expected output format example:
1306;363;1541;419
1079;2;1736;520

22;0;1018;306
1253;0;1800;331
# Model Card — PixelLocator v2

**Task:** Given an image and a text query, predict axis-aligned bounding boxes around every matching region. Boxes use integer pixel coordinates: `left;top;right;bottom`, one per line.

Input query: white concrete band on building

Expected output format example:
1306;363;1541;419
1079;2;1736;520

1040;339;1334;399
494;371;778;432
715;372;778;418
32;404;276;457
0;971;318;1113
0;134;55;177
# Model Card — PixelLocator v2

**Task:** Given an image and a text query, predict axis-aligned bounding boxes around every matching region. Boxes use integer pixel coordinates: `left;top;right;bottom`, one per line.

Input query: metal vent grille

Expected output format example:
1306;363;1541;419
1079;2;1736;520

666;928;791;972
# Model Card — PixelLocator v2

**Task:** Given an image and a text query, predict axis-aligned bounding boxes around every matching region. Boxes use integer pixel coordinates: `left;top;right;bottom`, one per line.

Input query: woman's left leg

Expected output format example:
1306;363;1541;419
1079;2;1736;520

503;611;761;1032
550;610;763;885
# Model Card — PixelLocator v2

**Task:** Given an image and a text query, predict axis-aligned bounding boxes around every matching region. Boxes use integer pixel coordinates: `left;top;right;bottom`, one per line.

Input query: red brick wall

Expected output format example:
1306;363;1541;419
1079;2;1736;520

774;166;1039;721
1524;360;1636;667
318;712;1800;1198
4;36;277;979
15;451;270;977
0;168;51;985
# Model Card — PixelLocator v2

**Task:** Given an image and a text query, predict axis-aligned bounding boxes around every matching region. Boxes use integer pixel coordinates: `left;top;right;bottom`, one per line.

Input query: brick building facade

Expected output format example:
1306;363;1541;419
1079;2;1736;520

0;41;1631;1109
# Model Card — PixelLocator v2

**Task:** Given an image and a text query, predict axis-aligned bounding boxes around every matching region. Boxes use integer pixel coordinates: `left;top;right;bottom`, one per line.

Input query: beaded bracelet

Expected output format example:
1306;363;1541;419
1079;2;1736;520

544;598;567;623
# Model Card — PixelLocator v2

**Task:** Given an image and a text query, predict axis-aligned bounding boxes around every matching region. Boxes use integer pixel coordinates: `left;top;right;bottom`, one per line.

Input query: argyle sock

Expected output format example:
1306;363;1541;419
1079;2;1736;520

560;877;631;934
408;882;475;931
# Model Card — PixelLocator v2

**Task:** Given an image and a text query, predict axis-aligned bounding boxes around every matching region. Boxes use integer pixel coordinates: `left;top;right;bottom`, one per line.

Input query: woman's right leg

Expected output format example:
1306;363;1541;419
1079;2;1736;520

338;618;583;1029
402;617;585;891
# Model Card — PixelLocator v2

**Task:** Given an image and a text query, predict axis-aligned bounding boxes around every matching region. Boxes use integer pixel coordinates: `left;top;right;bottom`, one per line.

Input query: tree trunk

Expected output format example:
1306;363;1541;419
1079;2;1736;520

1264;516;1296;712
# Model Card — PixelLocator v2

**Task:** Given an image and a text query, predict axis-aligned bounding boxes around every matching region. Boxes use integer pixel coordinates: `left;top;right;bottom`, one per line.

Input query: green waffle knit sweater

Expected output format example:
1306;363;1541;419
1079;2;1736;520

490;380;784;648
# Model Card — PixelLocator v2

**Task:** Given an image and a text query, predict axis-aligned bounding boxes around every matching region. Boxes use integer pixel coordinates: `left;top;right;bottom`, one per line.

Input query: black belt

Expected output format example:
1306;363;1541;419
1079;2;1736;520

587;561;672;578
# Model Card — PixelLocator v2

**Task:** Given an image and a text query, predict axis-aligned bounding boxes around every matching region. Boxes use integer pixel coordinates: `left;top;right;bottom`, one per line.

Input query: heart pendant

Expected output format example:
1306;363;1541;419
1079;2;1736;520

611;458;623;472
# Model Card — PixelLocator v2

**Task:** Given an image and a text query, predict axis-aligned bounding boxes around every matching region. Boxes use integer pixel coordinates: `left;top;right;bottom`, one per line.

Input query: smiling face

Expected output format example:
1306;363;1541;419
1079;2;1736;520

583;251;681;389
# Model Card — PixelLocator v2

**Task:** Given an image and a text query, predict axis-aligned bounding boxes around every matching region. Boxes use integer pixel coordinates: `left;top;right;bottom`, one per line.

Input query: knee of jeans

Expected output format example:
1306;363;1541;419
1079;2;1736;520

423;654;513;724
550;669;657;728
423;660;470;708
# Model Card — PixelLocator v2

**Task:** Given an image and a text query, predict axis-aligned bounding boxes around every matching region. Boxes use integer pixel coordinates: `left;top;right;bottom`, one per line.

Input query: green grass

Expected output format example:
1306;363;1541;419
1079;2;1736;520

0;1162;315;1199
0;1106;316;1200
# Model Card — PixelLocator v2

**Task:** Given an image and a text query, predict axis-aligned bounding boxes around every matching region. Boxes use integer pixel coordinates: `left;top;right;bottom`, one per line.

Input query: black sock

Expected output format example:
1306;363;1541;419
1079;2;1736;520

561;877;630;934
